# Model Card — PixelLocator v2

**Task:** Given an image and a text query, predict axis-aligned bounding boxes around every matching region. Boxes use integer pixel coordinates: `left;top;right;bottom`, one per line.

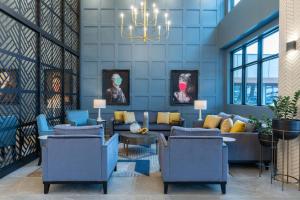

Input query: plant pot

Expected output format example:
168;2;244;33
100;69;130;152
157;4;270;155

272;119;300;140
258;133;278;147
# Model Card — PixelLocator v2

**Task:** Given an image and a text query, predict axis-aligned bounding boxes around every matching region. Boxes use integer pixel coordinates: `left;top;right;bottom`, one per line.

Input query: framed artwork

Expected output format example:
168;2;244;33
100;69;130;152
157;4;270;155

0;69;19;105
170;70;198;105
102;70;130;105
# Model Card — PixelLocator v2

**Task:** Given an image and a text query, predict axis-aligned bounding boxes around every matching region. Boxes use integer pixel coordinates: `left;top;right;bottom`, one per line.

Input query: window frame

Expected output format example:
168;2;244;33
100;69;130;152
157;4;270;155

230;27;279;106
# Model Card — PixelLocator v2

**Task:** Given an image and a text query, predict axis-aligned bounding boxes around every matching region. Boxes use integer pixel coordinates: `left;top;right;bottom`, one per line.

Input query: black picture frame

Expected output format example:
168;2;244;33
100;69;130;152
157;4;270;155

0;69;19;105
102;70;130;105
170;70;198;105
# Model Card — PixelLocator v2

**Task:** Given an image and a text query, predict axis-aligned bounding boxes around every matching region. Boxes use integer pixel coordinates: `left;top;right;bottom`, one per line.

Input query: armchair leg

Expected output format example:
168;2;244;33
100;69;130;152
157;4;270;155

164;182;168;194
44;183;50;194
221;183;226;194
38;156;42;166
103;182;107;194
114;165;117;171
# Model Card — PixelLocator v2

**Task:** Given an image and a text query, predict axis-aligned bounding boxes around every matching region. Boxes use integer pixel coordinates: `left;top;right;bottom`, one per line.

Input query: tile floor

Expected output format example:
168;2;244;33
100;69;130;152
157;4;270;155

0;160;299;200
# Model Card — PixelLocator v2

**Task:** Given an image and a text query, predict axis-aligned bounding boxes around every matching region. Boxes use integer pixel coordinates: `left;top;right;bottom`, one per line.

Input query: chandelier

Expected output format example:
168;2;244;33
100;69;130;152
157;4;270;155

119;0;171;42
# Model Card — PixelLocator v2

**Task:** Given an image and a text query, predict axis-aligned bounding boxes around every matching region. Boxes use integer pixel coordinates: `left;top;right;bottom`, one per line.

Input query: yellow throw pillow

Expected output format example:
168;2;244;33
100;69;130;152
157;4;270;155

169;112;181;124
157;112;170;124
203;115;222;129
220;118;233;133
230;120;246;133
124;112;136;124
114;111;124;122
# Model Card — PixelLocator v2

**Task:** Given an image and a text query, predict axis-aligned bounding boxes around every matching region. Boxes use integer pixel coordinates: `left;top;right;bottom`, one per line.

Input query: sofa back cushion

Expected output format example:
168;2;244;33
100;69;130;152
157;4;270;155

124;112;136;124
54;125;104;138
171;126;220;136
232;115;255;132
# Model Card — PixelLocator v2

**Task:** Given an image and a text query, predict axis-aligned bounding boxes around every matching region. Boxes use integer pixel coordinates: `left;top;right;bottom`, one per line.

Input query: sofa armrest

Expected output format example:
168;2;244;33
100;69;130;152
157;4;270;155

102;134;119;179
158;134;169;180
87;118;97;125
222;144;228;181
158;133;168;147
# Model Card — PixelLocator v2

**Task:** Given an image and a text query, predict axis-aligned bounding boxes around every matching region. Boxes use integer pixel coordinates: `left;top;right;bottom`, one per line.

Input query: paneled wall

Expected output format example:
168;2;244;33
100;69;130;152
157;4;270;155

81;0;224;127
0;0;80;178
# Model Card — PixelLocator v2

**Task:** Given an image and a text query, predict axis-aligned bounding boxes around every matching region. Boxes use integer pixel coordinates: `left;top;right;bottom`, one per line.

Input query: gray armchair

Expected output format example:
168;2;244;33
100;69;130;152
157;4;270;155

158;132;228;194
41;125;118;194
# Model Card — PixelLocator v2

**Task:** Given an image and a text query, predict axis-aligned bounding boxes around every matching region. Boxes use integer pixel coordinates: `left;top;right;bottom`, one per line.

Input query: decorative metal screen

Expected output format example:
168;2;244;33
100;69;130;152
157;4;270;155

0;0;80;178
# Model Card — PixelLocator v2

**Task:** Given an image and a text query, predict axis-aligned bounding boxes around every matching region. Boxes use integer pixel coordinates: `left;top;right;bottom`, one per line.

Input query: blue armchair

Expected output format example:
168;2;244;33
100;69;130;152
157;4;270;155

36;114;54;165
37;114;54;136
158;128;228;194
0;115;18;160
42;125;118;194
66;110;97;126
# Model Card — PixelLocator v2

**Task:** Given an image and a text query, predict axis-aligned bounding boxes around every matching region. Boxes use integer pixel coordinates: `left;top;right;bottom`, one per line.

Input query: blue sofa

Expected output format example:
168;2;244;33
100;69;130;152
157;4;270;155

42;125;118;194
158;127;228;194
66;110;97;126
0;115;18;160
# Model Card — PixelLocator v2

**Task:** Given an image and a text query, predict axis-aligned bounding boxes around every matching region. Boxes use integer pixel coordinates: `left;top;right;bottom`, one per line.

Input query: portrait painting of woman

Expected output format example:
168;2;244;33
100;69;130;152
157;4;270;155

102;70;130;105
170;70;198;105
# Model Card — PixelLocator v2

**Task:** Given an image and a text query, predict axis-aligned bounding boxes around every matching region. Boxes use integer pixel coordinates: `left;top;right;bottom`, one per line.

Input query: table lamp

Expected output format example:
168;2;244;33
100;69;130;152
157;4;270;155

93;99;106;121
194;100;207;121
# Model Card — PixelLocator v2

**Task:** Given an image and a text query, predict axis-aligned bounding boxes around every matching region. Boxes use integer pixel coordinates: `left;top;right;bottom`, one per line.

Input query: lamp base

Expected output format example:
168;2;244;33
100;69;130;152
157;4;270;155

97;117;103;122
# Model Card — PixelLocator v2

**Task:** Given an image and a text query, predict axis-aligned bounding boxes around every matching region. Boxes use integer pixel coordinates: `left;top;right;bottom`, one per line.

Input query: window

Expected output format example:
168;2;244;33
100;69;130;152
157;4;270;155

230;28;279;106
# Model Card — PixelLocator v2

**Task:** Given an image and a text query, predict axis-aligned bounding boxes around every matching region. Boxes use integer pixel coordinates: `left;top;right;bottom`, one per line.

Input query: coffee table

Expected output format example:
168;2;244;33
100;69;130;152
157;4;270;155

119;131;159;156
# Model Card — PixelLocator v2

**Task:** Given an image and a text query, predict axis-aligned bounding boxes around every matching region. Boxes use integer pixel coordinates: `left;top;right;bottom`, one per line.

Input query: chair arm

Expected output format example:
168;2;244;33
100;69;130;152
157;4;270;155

39;130;54;136
158;133;168;147
222;144;228;181
102;134;119;179
87;118;97;125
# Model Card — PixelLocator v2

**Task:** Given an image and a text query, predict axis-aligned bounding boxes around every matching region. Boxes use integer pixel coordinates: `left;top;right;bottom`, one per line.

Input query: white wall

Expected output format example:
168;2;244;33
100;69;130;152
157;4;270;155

277;0;300;182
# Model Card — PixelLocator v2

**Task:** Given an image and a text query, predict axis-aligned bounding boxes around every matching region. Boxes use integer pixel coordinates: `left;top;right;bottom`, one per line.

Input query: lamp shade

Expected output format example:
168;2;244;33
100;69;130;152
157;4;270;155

194;100;207;110
93;99;106;108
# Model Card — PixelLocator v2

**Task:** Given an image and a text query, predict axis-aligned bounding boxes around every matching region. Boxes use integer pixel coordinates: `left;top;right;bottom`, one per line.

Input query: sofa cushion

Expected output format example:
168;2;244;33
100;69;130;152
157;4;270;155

149;124;172;131
230;120;246;133
124;112;136;124
169;112;181;124
54;125;104;136
114;111;125;122
157;112;170;124
220;118;233;133
203;115;222;129
232;115;255;132
170;126;220;136
218;112;233;119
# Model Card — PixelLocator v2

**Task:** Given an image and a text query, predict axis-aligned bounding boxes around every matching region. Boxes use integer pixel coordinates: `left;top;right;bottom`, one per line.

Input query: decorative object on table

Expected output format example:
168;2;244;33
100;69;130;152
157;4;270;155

119;0;171;43
143;112;149;129
102;70;130;105
130;122;141;133
170;70;198;105
138;128;149;134
268;90;300;191
194;100;207;121
93;99;106;122
269;90;300;140
0;69;19;104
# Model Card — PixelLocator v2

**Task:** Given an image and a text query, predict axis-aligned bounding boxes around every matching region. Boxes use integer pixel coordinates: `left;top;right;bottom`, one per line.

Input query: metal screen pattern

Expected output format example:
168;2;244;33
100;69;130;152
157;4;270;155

0;0;80;178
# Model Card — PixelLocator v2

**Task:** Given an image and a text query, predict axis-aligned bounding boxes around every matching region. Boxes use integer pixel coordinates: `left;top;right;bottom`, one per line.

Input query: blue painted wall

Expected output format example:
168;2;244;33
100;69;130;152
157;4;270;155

80;0;225;127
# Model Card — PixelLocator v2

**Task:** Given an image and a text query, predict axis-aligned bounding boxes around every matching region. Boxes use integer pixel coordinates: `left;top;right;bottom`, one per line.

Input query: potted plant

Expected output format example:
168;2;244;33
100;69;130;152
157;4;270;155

269;90;300;140
249;117;278;147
